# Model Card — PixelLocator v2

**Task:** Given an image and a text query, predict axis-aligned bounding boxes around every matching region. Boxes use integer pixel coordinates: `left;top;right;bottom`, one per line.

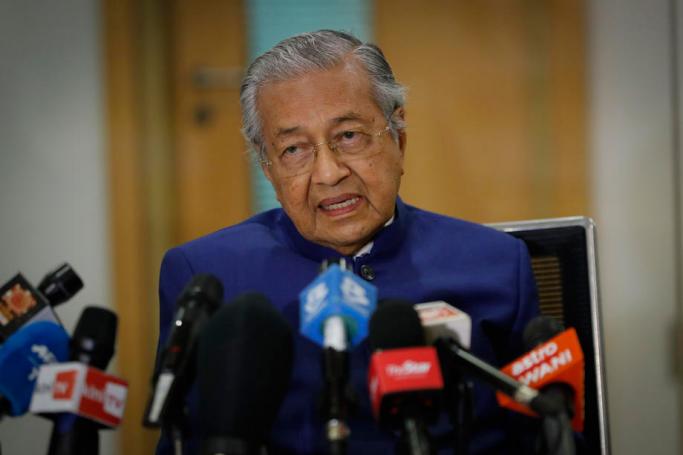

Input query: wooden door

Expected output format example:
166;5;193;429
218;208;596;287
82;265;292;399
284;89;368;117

105;1;248;454
172;0;251;243
375;0;588;222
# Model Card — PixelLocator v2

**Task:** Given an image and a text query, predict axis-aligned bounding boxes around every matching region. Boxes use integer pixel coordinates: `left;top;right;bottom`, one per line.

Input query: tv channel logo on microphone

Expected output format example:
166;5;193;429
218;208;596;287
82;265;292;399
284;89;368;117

30;362;128;427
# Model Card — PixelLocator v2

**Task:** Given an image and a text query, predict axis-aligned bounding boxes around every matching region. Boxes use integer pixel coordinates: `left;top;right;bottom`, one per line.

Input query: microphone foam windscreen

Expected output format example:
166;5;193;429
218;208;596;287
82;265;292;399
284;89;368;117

71;306;118;370
0;321;70;415
369;299;425;351
180;274;223;313
197;292;294;443
522;315;564;350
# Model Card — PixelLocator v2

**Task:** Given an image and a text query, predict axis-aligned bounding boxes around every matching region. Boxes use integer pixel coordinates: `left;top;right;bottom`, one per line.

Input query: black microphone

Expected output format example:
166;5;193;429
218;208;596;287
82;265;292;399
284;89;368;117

368;299;442;455
197;292;294;455
47;306;118;455
523;317;577;455
143;274;223;430
37;263;84;308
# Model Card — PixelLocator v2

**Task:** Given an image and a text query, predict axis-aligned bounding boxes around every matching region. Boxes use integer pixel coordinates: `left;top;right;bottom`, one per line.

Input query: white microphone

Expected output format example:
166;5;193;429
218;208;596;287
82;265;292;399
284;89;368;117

413;301;560;416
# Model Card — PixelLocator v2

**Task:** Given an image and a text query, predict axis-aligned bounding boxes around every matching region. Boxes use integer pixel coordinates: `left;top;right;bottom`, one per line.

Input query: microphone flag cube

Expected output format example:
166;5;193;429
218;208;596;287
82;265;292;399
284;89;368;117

414;301;472;349
299;264;377;348
30;362;128;427
0;273;61;341
496;327;585;431
368;346;444;421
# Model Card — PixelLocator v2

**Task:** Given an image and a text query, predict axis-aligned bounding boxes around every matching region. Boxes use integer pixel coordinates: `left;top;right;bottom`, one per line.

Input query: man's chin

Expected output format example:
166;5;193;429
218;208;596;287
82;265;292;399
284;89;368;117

313;225;378;255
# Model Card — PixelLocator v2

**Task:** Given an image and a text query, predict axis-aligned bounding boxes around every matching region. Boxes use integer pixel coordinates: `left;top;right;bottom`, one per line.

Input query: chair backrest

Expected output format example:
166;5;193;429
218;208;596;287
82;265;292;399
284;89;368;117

487;216;610;455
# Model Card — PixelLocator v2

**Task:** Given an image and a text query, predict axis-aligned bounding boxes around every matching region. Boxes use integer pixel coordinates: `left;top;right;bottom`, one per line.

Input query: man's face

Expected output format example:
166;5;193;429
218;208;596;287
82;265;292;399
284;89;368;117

257;57;406;256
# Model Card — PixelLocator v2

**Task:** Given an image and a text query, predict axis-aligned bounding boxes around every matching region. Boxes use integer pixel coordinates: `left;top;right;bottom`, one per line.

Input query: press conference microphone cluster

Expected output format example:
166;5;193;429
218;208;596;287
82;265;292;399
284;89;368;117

299;258;377;454
0;263;83;419
3;263;129;455
28;306;125;455
197;292;294;455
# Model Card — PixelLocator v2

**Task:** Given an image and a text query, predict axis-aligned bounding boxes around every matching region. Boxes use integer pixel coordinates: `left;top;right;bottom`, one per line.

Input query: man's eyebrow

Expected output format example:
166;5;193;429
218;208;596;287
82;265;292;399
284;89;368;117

274;112;369;138
330;112;366;125
275;126;301;138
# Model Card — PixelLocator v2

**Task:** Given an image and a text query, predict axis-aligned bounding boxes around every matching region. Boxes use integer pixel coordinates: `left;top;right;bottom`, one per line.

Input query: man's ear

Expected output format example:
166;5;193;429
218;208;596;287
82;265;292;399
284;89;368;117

261;161;273;183
258;151;283;203
394;107;407;155
256;147;274;183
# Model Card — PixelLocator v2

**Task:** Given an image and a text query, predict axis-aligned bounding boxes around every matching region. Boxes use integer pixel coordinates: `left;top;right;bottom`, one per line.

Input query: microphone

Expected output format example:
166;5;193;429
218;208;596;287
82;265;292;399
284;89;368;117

497;316;584;455
495;317;585;429
0;321;70;418
40;306;120;455
299;258;377;452
368;299;443;455
197;292;294;455
143;274;223;428
414;301;474;453
37;263;84;308
414;301;560;417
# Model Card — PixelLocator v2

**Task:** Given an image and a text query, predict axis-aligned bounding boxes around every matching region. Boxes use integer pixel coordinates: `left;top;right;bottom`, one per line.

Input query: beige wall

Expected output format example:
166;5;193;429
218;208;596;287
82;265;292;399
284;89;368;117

588;0;682;453
0;1;117;454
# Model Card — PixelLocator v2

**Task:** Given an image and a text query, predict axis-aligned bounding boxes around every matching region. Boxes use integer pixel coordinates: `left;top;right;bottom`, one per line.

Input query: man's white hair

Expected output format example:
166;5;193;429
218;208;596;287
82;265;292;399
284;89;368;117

239;30;406;159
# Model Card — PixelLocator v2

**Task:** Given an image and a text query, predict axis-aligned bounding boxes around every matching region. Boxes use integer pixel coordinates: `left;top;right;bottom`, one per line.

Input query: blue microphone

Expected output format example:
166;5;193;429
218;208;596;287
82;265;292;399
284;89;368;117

299;259;377;454
300;259;377;348
0;321;70;417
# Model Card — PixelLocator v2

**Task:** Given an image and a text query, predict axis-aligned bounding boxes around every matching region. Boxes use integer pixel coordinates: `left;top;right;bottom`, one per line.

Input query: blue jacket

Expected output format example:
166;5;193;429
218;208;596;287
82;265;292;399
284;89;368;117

156;198;539;454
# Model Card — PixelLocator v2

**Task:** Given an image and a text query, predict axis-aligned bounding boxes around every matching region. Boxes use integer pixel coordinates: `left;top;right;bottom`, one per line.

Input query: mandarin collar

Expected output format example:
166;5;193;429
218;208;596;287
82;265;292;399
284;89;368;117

275;197;409;263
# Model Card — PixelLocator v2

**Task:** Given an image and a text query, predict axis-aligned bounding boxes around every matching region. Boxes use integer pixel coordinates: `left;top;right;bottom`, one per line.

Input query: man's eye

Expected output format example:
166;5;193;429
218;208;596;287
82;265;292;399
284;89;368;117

340;131;357;140
337;131;365;144
281;145;300;156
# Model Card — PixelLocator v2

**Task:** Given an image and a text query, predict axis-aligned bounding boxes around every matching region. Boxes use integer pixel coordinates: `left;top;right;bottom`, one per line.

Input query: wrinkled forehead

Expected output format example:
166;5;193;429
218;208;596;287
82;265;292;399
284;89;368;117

255;59;381;137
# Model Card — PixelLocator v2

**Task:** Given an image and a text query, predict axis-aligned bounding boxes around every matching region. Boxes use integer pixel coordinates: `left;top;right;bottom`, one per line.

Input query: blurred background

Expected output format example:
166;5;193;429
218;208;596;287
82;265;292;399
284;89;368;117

0;0;681;454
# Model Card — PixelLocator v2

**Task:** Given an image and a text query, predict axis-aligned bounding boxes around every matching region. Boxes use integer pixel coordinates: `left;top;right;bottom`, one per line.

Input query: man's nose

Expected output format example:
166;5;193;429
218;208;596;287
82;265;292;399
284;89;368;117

310;143;351;185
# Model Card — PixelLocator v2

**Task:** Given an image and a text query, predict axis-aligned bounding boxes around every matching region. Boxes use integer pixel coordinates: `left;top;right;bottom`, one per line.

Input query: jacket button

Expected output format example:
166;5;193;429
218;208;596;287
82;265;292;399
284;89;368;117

360;264;375;281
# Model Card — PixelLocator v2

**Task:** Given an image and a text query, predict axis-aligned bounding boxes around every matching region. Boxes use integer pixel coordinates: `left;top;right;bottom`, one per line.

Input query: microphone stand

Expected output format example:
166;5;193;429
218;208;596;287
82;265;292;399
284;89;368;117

395;402;435;455
436;340;473;455
162;400;189;455
452;381;474;455
322;347;350;455
537;388;576;455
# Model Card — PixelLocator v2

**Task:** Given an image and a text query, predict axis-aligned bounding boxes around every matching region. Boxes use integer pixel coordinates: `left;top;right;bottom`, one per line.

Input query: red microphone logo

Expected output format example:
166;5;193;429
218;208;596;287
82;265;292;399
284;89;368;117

53;370;78;400
30;363;128;427
368;347;443;419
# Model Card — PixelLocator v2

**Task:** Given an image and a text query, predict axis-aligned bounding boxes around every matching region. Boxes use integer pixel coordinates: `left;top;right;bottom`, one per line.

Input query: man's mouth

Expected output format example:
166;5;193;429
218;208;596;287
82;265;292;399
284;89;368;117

319;196;361;212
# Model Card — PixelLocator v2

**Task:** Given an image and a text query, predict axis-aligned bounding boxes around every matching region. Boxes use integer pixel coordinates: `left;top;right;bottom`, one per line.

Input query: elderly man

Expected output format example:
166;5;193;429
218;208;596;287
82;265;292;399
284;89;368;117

157;30;539;454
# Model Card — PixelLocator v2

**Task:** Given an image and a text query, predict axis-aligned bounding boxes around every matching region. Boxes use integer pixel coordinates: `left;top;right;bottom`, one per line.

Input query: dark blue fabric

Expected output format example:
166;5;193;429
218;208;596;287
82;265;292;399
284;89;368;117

155;198;540;454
